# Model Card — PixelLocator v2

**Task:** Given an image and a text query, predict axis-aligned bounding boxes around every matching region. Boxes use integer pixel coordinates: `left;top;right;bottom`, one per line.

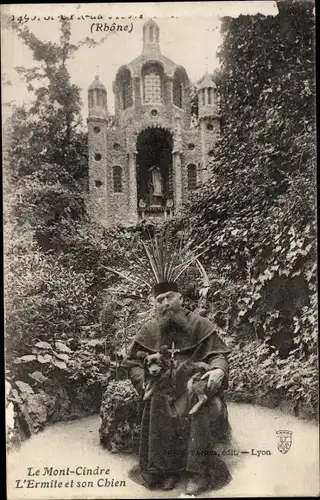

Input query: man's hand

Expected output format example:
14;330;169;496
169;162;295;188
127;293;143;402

201;368;225;393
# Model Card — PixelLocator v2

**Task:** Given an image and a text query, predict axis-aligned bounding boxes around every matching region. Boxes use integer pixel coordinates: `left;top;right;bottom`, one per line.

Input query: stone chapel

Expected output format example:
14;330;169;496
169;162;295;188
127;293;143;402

87;18;220;227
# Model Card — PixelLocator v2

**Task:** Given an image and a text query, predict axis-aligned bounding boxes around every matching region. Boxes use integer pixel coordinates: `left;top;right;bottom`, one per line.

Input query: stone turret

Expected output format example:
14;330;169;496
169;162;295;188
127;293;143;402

198;72;219;119
87;75;108;226
142;18;161;55
197;73;221;183
88;75;108;120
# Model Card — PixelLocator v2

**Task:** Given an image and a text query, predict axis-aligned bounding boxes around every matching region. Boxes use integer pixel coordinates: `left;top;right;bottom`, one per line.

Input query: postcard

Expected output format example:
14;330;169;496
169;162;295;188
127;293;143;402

3;1;318;498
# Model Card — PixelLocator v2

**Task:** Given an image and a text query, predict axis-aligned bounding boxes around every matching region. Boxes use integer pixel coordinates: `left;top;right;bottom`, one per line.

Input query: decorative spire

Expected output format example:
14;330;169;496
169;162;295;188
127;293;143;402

198;72;217;90
88;75;106;91
88;75;107;119
197;72;219;118
205;56;208;73
142;18;161;55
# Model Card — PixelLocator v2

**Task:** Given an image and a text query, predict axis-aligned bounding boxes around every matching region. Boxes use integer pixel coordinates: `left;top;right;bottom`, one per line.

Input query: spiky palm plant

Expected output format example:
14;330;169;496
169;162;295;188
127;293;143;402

104;228;208;290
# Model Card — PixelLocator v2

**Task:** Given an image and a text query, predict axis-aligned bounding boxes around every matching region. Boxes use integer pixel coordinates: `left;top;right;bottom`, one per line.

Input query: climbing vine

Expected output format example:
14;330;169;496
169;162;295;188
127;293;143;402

173;2;316;413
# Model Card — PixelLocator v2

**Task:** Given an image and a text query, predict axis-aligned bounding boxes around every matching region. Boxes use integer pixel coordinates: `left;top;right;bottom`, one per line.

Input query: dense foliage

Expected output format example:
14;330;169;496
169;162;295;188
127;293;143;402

175;1;317;410
4;20;121;440
228;340;318;418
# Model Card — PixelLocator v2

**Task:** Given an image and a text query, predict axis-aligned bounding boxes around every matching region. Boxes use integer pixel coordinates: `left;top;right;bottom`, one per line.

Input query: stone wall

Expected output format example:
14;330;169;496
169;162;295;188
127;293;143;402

6;379;105;452
199;118;221;182
87;118;108;226
227;390;318;421
182;129;202;196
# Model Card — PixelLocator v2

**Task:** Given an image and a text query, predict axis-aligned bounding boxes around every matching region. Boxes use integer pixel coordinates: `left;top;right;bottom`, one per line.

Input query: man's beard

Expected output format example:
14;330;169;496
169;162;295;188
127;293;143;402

156;309;190;337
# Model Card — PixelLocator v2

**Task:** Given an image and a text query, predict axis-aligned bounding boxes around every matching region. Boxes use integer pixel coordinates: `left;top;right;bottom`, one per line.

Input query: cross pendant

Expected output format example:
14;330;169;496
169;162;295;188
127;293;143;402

168;341;180;360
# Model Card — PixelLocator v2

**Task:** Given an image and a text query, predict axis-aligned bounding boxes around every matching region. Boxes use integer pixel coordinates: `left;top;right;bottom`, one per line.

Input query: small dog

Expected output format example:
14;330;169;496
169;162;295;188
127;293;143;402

183;361;211;415
136;345;172;401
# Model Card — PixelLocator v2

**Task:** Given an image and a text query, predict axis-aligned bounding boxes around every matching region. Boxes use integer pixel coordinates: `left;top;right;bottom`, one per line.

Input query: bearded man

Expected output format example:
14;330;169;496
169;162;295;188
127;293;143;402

123;281;232;495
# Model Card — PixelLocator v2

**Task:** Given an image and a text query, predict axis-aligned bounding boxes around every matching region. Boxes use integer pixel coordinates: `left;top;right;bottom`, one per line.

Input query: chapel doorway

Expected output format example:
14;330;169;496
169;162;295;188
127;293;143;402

136;128;173;213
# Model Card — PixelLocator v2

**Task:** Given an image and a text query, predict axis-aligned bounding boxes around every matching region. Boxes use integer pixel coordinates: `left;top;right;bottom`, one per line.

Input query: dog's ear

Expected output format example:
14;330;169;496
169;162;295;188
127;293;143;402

136;350;148;360
159;345;170;356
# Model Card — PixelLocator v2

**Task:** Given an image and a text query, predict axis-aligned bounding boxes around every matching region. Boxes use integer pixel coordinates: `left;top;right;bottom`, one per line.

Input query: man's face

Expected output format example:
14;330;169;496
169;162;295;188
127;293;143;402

154;291;183;319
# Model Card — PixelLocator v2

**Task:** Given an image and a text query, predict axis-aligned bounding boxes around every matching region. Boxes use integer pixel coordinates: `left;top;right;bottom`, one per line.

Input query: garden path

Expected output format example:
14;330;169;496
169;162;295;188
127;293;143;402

7;403;319;499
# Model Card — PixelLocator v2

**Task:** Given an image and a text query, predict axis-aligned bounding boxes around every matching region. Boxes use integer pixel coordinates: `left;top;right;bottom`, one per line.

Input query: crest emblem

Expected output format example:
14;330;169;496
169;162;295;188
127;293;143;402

276;430;293;454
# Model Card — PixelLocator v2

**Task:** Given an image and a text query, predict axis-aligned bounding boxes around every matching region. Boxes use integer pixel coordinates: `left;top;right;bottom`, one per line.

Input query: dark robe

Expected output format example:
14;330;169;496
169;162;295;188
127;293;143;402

122;310;232;489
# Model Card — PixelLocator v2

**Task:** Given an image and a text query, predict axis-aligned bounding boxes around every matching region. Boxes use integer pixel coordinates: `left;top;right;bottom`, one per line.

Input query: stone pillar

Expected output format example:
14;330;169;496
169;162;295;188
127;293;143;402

200;120;207;184
173;152;183;210
173;114;183;211
166;77;173;106
128;151;138;225
133;77;141;107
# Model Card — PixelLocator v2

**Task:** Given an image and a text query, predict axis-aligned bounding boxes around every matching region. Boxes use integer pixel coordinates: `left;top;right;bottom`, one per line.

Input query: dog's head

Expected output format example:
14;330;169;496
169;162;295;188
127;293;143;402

136;345;170;377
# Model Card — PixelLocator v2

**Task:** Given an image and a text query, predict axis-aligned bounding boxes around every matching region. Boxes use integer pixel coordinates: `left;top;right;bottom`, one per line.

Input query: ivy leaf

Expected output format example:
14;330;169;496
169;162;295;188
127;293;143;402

37;354;52;363
53;352;69;362
52;358;67;370
8;388;22;404
34;341;52;350
55;341;72;353
15;380;34;394
86;339;104;347
29;371;48;383
17;355;37;363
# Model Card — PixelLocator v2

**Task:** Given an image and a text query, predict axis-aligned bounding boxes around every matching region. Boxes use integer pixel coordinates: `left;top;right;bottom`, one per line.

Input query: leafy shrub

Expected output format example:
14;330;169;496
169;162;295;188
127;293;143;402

6;338;112;441
5;244;100;361
68;338;111;386
10;339;111;387
228;340;318;418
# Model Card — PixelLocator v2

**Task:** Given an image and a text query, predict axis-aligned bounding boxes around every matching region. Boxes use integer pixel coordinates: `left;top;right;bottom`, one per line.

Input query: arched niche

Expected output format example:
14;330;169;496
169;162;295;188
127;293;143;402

173;66;189;109
136;127;173;208
115;66;133;111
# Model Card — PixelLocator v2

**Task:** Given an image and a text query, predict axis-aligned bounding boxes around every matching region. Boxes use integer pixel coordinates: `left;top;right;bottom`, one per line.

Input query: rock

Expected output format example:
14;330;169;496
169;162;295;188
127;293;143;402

72;382;103;416
255;389;283;409
277;398;294;415
50;382;104;422
6;402;17;451
49;386;72;422
228;390;255;404
13;389;58;439
16;403;34;437
99;379;141;453
6;370;111;448
296;400;317;420
26;394;50;432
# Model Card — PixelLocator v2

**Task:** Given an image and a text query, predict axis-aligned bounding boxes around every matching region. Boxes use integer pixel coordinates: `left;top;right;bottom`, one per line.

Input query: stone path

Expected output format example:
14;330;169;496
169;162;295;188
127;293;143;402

7;403;319;499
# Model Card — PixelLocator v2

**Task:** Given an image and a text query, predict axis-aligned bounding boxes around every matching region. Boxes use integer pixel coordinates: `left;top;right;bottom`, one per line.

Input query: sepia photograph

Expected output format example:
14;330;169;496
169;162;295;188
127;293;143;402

3;1;318;498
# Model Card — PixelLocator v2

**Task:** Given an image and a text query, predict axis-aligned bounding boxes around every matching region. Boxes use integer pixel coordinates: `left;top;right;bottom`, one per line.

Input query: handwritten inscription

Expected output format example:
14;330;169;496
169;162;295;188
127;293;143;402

11;14;143;24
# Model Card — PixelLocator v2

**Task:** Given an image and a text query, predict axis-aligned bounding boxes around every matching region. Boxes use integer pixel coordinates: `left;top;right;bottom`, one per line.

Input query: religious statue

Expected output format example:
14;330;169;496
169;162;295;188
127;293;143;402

148;165;163;200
